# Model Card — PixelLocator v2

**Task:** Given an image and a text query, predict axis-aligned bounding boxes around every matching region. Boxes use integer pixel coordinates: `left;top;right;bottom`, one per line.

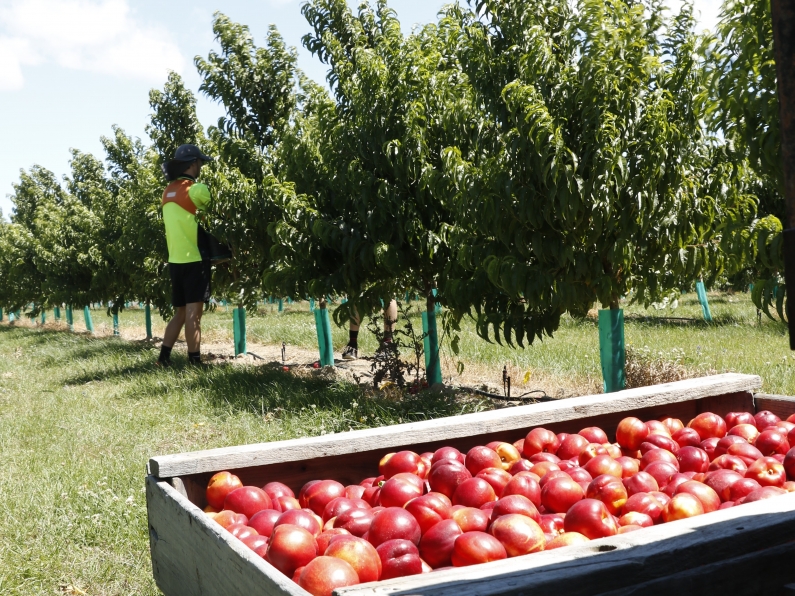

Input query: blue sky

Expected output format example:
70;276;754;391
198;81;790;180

0;0;721;220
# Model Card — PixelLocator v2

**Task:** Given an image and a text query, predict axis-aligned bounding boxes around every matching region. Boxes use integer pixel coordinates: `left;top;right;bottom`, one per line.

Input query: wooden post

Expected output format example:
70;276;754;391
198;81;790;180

771;0;795;347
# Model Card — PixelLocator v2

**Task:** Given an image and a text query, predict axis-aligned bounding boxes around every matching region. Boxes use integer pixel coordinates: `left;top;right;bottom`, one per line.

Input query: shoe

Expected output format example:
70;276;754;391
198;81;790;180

375;339;395;356
342;344;358;361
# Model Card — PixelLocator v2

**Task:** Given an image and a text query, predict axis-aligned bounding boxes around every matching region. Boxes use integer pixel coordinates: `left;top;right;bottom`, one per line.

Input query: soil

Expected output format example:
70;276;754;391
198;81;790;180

7;317;599;402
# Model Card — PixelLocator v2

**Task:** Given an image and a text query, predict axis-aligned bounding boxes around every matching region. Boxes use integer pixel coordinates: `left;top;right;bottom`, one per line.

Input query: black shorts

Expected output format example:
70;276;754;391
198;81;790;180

169;261;211;307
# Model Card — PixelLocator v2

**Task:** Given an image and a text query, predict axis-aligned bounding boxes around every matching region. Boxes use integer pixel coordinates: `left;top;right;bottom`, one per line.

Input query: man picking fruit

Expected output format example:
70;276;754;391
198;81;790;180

156;144;214;367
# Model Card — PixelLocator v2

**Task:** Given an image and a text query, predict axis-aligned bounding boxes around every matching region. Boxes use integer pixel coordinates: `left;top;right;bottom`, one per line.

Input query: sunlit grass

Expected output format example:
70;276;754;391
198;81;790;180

1;289;792;594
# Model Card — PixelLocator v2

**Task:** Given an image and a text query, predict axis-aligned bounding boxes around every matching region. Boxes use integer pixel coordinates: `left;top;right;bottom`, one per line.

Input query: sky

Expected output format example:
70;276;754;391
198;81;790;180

0;0;722;220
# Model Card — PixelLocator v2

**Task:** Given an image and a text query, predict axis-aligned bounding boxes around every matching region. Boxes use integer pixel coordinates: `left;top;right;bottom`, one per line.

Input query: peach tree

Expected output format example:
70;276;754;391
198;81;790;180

440;0;749;389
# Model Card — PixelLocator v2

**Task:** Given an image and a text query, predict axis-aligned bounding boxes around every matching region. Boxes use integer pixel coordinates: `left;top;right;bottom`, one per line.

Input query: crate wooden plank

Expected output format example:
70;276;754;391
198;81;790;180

171;396;761;509
754;392;795;420
149;373;760;479
146;475;306;596
176;391;758;510
597;541;795;596
336;492;795;596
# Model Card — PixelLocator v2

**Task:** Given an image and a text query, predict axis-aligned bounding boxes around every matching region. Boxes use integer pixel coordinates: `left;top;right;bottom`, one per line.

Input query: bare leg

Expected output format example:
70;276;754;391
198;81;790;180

163;307;186;348
184;302;204;353
384;300;397;334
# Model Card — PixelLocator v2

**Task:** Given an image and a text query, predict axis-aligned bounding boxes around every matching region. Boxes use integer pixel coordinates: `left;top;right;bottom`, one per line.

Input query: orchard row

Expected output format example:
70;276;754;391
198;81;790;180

0;0;786;364
204;409;795;596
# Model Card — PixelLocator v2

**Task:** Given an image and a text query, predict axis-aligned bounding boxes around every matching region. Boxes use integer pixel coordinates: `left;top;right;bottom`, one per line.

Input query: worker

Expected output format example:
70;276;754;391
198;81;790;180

342;299;398;360
156;144;214;367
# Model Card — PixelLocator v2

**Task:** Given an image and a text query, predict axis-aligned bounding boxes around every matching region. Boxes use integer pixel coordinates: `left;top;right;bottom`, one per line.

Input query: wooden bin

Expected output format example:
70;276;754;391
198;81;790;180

146;373;795;595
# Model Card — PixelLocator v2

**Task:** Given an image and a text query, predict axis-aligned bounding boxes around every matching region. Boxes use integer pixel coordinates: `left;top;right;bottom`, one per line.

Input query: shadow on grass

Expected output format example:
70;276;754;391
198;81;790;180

622;313;757;328
32;320;484;424
179;365;480;425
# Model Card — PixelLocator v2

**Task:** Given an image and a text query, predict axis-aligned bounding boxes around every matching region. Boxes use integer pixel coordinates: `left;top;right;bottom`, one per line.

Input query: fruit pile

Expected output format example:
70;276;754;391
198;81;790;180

204;410;795;596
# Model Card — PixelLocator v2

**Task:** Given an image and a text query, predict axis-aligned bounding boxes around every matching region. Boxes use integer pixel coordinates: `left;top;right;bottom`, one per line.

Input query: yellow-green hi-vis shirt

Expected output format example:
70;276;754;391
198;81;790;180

161;177;211;264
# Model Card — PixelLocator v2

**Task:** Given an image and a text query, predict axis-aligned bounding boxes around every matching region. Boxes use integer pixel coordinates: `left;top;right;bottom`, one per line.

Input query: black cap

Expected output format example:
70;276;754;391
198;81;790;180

162;144;213;180
171;144;213;163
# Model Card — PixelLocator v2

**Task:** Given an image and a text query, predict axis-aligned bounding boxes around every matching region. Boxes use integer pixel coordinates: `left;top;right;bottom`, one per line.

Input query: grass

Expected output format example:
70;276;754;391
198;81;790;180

0;325;488;595
52;290;795;395
0;289;793;594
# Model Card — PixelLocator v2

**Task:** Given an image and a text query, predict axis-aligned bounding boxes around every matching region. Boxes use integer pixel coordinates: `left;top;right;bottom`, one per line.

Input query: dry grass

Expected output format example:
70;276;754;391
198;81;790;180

624;345;714;389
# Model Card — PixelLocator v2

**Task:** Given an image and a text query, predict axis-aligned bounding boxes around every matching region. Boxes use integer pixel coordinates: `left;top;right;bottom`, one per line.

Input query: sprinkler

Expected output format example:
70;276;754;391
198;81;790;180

281;342;286;363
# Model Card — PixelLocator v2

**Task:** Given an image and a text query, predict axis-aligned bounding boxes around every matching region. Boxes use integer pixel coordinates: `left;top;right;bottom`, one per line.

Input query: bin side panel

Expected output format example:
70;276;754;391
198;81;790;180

597;540;795;596
754;392;795;420
336;493;795;596
177;391;755;508
148;374;762;479
146;475;304;596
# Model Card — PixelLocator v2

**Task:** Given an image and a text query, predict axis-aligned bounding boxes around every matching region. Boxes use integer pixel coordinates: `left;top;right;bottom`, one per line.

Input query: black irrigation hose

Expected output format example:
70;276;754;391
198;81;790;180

460;387;553;402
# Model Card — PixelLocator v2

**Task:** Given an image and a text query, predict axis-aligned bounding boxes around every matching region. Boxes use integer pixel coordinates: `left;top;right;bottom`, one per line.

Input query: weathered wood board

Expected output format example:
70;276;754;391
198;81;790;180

147;476;305;596
336;492;795;596
149;373;761;507
146;373;795;596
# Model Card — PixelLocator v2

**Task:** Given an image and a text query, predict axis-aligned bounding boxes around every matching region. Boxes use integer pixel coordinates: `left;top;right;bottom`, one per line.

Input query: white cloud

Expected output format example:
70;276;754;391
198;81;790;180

0;0;185;91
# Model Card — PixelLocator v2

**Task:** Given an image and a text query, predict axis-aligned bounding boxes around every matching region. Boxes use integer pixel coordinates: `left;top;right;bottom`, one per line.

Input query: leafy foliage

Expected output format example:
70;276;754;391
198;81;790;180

439;0;748;344
706;0;785;321
196;14;302;308
269;0;477;330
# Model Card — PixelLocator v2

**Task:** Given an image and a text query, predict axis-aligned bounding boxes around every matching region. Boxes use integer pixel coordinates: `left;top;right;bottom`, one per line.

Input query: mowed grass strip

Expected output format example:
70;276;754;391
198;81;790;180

0;290;793;594
0;327;488;595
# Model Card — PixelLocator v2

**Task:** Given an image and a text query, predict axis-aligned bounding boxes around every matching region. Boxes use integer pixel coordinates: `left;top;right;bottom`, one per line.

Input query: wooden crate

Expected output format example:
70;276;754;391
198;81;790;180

146;373;795;596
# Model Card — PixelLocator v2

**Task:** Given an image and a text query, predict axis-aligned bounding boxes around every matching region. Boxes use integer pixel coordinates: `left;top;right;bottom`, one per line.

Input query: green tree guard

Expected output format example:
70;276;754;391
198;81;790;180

83;306;94;334
309;297;315;312
432;289;442;314
233;306;247;357
0;309;3;322
695;281;713;322
113;312;120;336
41;311;46;325
422;294;443;386
599;309;626;393
287;297;293;304
278;298;284;312
314;303;335;367
8;311;14;323
145;302;152;340
54;307;60;321
66;306;74;331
